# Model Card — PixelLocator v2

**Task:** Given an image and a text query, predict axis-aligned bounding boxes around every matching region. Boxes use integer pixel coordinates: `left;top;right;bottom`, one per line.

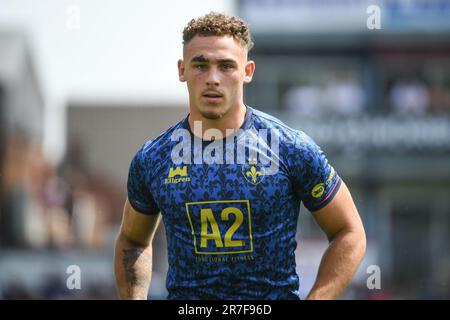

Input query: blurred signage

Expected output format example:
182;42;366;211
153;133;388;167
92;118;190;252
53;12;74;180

239;0;450;33
384;0;450;31
291;116;450;153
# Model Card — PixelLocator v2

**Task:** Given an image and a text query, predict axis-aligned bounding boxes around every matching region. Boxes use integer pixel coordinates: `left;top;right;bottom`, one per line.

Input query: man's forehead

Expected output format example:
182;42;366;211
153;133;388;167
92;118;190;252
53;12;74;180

183;35;247;59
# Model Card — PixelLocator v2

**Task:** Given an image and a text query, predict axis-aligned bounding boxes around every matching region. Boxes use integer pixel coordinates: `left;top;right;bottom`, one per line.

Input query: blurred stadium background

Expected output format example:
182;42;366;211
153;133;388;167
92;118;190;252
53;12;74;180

1;0;450;299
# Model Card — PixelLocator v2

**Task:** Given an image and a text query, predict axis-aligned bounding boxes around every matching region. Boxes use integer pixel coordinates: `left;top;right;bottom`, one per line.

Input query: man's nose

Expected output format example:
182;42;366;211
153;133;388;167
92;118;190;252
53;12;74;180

206;67;220;86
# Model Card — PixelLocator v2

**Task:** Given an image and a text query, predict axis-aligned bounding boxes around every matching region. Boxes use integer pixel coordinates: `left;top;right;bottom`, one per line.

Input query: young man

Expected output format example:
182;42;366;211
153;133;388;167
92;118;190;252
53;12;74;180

114;12;366;300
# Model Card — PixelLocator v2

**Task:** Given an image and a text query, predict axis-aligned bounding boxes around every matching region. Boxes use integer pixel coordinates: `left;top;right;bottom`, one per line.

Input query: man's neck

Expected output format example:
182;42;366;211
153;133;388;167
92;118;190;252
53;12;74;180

188;104;247;139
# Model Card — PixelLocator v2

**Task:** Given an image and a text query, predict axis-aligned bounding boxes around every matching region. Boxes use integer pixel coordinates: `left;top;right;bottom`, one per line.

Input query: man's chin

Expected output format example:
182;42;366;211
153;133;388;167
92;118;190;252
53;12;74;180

199;106;226;119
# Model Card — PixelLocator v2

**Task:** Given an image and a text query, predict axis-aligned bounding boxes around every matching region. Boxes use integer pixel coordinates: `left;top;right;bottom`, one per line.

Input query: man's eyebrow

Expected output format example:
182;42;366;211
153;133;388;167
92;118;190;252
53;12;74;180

191;55;208;63
190;55;237;64
217;58;237;64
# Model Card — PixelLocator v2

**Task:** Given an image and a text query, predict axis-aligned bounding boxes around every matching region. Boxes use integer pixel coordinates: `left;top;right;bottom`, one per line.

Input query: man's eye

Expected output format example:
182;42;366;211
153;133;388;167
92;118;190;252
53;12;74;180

221;64;234;70
195;64;207;70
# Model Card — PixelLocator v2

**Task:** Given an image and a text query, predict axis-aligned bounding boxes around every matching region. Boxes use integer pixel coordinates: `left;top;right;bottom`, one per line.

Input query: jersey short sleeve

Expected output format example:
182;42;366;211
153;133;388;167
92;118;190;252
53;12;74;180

127;144;160;215
291;132;342;212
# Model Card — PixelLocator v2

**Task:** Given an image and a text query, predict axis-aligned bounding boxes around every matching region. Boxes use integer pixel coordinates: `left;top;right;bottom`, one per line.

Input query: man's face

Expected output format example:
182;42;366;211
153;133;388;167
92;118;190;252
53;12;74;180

178;35;255;120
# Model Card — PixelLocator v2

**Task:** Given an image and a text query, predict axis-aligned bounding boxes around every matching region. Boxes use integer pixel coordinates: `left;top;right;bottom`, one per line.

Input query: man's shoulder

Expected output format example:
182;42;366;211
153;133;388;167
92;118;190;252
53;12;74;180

250;107;305;143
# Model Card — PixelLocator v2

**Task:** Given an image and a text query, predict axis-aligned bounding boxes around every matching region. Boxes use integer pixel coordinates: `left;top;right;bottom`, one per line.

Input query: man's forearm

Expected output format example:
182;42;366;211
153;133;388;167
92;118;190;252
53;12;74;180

114;236;153;300
306;229;366;300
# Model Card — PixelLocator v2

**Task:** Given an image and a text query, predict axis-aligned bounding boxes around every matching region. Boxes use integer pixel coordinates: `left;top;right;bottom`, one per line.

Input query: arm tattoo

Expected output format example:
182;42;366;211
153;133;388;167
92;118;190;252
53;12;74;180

122;248;151;298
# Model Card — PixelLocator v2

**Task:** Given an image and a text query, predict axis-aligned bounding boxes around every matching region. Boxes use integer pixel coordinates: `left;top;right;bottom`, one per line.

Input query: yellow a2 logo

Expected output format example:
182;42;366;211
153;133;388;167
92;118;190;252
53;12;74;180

200;207;245;248
185;200;253;254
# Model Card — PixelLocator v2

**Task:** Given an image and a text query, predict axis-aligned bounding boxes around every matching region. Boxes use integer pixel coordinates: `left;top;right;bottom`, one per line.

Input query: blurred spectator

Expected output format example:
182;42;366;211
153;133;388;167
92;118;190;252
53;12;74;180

42;171;73;249
429;84;450;114
389;76;430;116
283;83;323;117
324;73;366;116
0;132;31;247
0;133;114;250
21;144;52;248
69;168;106;249
283;72;365;117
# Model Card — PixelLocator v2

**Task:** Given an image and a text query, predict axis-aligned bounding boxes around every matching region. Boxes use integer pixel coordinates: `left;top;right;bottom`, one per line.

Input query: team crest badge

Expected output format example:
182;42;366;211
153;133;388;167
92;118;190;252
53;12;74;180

241;158;266;185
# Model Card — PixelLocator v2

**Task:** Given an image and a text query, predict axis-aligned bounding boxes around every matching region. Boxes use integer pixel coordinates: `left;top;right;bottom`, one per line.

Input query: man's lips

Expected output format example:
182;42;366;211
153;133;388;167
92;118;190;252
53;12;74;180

202;91;224;103
202;91;224;98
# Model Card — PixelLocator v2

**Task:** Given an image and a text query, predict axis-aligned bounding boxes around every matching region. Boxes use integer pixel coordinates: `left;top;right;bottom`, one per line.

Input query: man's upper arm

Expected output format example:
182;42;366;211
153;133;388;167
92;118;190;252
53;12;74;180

311;181;364;242
123;142;161;246
120;198;161;246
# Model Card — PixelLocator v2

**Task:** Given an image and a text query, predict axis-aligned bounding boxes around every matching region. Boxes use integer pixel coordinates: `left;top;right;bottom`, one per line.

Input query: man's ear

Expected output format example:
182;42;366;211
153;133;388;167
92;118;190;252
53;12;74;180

178;59;186;82
244;60;255;83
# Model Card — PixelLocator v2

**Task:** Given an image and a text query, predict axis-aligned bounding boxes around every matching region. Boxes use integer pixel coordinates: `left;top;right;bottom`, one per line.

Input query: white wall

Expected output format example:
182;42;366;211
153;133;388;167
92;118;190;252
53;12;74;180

0;0;236;163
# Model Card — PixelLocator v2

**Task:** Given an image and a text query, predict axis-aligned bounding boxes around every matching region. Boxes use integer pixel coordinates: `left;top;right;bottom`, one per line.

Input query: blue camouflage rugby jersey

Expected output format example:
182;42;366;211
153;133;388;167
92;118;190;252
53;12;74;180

127;106;341;299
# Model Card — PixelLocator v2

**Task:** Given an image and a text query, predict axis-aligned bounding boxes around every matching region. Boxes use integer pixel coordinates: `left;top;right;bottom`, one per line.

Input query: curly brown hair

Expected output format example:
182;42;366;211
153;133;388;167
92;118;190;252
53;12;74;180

182;12;254;51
